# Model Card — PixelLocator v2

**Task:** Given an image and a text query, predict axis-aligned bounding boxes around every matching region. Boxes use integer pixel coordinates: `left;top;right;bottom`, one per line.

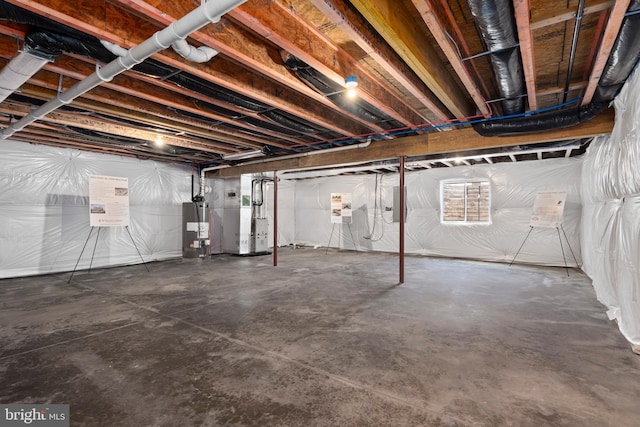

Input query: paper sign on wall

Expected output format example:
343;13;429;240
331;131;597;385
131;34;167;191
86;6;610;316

330;192;352;224
529;191;566;228
89;175;130;227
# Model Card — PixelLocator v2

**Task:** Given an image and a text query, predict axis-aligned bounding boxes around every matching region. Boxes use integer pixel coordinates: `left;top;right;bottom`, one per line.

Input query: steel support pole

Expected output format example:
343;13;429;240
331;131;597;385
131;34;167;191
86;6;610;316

399;156;405;285
273;171;278;267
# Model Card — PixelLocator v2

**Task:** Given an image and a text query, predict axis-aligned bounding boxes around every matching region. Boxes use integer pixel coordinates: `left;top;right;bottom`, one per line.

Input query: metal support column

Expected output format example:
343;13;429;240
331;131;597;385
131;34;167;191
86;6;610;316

273;171;278;267
399;156;405;285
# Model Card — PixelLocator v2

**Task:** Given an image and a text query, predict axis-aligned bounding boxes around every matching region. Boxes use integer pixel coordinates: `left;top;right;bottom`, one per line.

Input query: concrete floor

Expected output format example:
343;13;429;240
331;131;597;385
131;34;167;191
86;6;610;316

1;248;639;426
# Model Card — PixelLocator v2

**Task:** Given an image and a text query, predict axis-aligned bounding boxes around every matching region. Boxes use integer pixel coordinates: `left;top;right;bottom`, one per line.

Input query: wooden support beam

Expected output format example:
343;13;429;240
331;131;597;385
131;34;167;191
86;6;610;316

230;0;426;127
308;0;451;122
531;0;613;30
582;0;631;105
349;0;474;118
411;0;490;116
514;0;538;110
209;108;614;177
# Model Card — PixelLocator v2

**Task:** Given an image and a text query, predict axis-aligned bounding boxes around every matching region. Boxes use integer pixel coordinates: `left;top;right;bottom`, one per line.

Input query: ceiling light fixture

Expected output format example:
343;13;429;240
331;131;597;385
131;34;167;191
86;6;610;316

345;75;358;99
155;135;164;146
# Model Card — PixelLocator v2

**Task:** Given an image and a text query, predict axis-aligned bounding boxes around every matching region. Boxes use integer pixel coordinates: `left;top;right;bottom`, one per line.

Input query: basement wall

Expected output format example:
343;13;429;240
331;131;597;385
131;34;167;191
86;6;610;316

581;65;640;352
0;140;193;278
292;157;583;266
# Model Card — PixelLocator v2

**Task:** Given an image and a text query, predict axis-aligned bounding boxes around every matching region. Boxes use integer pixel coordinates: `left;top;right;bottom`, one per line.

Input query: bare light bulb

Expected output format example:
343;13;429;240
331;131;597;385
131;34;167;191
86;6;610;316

345;75;358;99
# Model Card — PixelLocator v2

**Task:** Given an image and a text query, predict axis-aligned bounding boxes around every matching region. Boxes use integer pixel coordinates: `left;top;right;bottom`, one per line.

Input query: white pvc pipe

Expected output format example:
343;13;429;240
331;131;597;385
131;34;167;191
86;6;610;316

171;39;218;63
1;0;246;139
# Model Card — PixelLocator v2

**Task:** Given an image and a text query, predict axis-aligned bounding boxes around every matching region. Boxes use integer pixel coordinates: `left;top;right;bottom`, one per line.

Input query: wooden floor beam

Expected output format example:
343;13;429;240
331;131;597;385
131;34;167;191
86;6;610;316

209;108;614;177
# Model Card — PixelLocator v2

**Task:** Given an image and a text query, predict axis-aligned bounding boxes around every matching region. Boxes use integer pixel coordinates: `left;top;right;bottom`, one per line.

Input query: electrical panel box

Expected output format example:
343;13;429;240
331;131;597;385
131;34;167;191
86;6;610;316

393;186;407;223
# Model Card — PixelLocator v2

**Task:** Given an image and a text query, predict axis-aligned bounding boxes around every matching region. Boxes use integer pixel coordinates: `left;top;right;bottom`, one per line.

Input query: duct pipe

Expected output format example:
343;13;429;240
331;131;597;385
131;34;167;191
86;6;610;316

467;0;524;115
474;0;640;135
0;0;246;140
0;46;53;103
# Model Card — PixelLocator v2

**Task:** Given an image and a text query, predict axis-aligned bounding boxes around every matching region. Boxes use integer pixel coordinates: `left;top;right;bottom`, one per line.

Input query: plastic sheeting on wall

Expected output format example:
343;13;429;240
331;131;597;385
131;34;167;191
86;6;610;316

292;157;583;267
0;140;194;278
581;65;640;353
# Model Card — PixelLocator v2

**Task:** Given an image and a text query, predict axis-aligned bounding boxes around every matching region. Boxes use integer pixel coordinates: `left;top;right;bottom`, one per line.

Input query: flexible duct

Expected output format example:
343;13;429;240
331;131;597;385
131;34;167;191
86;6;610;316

594;0;640;102
0;45;53;103
474;102;608;136
473;1;640;136
467;0;524;115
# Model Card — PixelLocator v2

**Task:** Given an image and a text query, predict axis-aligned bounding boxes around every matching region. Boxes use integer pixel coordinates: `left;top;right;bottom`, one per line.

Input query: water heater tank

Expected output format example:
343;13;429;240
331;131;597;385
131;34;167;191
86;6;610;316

182;201;210;258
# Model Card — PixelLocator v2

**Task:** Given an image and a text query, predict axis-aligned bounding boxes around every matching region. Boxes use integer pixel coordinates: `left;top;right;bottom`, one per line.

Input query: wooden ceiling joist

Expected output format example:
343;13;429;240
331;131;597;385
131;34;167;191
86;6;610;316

513;0;537;110
6;0;373;137
308;0;451;122
348;0;474;118
106;0;389;133
411;0;491;116
229;0;426;127
531;0;614;30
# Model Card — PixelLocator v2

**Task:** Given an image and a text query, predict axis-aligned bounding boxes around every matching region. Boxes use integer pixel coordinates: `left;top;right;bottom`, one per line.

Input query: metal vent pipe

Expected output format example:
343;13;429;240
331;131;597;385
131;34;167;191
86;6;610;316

467;0;525;115
0;0;246;139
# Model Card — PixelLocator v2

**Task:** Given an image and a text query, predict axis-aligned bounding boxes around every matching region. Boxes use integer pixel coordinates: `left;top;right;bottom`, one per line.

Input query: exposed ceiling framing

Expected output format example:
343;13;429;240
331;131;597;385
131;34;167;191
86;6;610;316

0;0;637;173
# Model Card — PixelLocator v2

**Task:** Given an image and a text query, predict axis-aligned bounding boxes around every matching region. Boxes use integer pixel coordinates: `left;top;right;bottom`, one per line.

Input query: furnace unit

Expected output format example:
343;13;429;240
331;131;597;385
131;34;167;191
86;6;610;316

222;174;271;255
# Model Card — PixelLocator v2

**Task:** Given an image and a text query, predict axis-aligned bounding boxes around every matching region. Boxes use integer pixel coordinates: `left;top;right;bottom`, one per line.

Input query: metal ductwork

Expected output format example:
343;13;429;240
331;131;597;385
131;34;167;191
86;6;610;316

0;45;53;103
0;0;247;140
474;102;608;136
594;0;640;102
467;0;524;115
474;1;640;136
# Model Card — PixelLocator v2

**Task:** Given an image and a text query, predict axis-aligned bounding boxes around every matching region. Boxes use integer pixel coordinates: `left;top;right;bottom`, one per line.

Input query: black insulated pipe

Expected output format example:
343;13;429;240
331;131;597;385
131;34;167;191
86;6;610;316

594;0;640;102
467;0;525;115
473;102;608;136
473;0;640;136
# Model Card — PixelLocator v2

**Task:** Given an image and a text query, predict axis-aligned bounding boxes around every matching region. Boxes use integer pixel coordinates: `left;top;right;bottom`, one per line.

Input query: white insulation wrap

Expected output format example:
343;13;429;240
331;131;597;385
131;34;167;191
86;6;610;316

581;65;640;352
293;157;582;266
0;140;193;278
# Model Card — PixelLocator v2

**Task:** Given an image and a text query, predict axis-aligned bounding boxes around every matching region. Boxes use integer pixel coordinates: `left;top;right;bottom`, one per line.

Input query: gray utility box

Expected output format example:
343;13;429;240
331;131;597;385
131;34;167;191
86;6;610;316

393;186;407;223
253;218;269;253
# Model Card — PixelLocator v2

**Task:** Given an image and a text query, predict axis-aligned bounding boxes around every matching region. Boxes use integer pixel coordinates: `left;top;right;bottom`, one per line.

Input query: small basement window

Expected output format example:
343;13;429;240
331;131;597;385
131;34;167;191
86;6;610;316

440;180;491;224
